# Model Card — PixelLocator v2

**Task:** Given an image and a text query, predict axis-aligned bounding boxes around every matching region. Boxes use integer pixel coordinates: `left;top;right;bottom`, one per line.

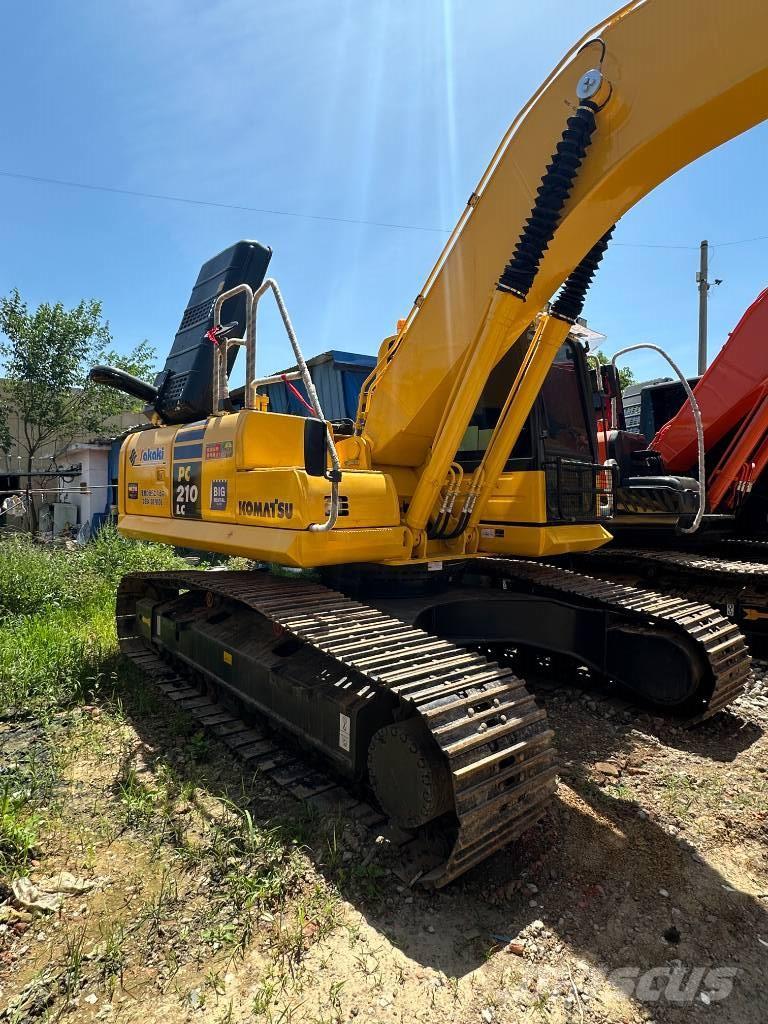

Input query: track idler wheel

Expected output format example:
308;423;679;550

368;718;453;828
606;625;707;711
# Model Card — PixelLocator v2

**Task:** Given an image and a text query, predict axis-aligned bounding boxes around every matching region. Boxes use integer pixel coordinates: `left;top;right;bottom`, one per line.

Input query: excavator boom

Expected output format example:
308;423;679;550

359;0;768;539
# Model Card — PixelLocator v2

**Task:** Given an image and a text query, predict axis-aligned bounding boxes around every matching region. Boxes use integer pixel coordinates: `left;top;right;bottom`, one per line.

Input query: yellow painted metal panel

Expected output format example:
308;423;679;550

118;514;410;567
482;471;547;526
122;427;175;518
120;415;401;533
477;524;611;558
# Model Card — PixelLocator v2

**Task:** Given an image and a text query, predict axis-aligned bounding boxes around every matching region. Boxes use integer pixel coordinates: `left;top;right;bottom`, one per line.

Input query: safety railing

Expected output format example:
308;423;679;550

210;280;342;532
544;456;614;523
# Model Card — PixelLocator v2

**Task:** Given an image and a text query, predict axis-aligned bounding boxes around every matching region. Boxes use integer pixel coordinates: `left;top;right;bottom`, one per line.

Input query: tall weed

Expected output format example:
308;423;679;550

0;536;95;616
0;525;190;713
80;525;188;589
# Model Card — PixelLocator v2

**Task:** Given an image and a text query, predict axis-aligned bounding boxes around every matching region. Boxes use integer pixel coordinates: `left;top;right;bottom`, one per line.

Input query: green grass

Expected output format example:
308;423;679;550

0;525;189;714
0;780;42;870
0;599;117;712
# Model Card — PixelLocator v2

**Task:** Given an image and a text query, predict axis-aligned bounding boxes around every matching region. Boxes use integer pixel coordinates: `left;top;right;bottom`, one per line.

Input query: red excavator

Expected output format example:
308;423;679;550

649;288;768;537
580;288;768;645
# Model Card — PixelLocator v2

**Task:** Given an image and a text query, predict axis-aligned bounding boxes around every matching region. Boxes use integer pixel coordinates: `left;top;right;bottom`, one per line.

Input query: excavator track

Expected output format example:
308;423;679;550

116;569;557;888
573;547;768;646
475;558;751;721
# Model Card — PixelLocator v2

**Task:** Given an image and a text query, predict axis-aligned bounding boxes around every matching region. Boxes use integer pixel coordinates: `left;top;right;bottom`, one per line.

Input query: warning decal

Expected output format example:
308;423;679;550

338;713;351;752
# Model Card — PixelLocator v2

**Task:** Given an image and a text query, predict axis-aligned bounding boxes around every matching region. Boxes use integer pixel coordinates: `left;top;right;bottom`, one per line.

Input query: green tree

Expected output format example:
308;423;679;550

594;349;636;391
0;289;155;532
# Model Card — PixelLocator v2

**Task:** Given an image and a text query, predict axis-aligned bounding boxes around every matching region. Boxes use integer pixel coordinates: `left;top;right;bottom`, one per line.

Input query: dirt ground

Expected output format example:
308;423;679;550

1;662;766;1024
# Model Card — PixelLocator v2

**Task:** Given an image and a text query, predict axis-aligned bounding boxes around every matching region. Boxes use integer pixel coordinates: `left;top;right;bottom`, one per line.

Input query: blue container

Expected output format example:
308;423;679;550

263;350;376;421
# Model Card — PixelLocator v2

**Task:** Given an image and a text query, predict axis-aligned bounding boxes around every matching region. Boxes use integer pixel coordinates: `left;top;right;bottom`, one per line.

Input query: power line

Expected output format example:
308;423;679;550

710;232;768;248
2;166;768;251
614;234;768;251
0;169;448;235
612;240;699;251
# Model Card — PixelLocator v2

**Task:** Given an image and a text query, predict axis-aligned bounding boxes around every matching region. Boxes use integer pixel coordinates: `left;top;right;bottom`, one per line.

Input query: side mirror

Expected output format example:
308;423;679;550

89;365;158;404
588;368;604;410
304;417;328;477
600;363;622;400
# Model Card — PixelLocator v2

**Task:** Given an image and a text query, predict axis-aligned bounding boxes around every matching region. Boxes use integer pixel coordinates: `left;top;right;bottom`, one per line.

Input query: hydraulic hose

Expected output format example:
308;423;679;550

551;226;615;323
498;101;600;298
610;344;705;535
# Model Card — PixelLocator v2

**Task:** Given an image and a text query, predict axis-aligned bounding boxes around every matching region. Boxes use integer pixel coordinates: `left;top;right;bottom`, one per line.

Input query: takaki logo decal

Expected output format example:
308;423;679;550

238;498;293;520
130;446;165;465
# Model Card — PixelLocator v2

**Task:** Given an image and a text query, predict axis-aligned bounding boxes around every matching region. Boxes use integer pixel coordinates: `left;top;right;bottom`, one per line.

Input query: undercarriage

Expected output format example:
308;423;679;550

116;561;750;887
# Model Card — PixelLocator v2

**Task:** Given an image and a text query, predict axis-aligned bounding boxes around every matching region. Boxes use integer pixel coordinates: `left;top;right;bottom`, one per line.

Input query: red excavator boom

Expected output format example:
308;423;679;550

651;289;768;510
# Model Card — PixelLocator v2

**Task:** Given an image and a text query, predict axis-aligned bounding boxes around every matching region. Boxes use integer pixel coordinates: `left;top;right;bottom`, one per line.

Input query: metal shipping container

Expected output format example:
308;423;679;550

262;350;376;421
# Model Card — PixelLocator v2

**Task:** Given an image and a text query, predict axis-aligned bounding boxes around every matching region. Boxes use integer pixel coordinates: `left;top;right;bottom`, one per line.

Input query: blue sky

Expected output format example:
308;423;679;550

1;0;767;387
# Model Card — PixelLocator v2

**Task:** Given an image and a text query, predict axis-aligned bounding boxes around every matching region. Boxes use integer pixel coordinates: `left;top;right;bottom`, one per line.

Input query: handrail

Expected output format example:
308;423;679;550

211;283;254;413
252;369;303;388
211;279;342;533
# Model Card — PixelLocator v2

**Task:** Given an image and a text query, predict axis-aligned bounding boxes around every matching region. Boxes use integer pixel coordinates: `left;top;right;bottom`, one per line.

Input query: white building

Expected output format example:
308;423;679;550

50;440;117;538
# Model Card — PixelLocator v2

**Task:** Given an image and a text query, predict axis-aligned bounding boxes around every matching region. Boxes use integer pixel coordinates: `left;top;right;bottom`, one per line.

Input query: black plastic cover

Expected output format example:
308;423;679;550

154;240;272;424
616;476;700;516
304;418;328;477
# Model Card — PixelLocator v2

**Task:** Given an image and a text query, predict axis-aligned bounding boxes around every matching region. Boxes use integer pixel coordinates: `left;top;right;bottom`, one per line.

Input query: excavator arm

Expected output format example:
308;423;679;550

357;0;768;541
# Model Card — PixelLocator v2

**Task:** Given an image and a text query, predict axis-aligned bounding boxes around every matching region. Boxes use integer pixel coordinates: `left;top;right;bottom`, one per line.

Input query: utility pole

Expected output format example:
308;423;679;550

697;240;709;375
696;240;722;375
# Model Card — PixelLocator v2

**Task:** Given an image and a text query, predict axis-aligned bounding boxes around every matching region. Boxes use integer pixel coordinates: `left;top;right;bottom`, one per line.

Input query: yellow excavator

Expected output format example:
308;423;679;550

92;0;766;885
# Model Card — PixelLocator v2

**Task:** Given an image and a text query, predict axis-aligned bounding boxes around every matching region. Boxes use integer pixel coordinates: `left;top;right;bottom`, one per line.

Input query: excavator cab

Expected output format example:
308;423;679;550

463;336;614;556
